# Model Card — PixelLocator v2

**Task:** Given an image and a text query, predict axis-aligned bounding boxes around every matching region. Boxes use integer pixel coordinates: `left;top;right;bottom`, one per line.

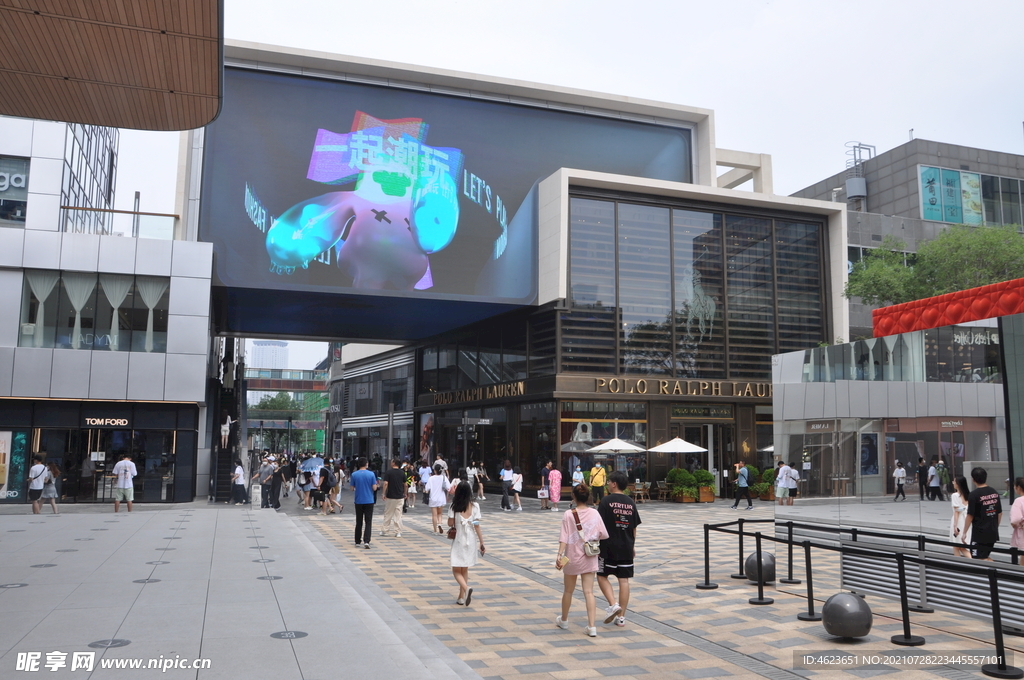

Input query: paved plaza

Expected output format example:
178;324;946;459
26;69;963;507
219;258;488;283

1;494;1019;679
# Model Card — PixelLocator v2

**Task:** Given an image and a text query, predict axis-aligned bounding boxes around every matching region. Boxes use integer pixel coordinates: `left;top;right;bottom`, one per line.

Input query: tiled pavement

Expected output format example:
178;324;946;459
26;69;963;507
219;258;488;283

303;495;1022;680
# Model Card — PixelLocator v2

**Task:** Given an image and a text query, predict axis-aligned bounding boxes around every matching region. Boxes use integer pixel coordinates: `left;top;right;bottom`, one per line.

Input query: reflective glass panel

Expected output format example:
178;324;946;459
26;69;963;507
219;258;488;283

618;204;671;374
673;209;724;378
569;198;615;307
725;216;774;379
775;221;823;353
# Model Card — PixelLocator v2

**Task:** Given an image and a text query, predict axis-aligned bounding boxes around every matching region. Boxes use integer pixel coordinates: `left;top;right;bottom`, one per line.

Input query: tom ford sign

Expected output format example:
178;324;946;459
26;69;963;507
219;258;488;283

593;378;772;398
84;417;130;427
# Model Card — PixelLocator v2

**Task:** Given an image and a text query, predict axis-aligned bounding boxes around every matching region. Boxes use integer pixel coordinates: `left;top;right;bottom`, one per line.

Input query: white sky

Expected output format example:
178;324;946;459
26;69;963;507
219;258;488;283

111;0;1024;366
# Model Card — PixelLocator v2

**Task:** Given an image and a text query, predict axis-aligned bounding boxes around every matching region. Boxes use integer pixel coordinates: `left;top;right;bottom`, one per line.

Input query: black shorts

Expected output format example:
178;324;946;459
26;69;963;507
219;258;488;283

28;489;42;501
971;542;995;560
598;554;634;579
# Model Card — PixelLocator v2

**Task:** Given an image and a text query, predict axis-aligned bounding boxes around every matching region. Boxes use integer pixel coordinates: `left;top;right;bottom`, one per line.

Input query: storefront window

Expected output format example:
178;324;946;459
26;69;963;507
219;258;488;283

519;402;556;482
437;345;458;391
130;276;169;353
55;272;98;350
560;401;646;474
0;155;29;227
420;347;438;393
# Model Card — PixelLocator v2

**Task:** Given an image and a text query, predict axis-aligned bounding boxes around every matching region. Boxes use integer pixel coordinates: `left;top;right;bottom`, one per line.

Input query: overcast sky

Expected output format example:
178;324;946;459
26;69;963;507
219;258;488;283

112;0;1024;368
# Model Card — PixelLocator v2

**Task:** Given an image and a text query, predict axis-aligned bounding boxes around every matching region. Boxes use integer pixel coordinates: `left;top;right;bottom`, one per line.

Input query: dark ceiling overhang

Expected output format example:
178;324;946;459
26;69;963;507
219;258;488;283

0;0;223;130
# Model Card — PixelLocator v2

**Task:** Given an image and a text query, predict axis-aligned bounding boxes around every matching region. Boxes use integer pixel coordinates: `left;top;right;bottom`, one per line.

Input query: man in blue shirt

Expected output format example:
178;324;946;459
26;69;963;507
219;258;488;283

729;461;753;510
350;457;379;548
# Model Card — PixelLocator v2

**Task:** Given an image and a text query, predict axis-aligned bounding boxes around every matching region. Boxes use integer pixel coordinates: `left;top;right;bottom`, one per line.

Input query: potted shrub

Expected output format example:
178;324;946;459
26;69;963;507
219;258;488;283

666;468;697;502
693;469;715;503
760;468;776;501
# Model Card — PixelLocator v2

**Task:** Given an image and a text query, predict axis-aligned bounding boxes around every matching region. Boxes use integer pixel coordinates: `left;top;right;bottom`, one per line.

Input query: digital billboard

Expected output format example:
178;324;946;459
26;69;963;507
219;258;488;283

200;67;693;305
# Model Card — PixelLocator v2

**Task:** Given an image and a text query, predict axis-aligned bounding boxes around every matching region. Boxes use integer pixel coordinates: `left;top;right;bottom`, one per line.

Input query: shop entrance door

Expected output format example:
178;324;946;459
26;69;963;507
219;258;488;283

79;429;133;502
669;422;734;497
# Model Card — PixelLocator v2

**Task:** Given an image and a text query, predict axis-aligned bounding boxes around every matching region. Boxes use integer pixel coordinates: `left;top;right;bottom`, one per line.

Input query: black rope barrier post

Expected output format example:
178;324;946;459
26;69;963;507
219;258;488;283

748;532;774;606
696;524;719;590
908;535;934;614
890;552;925;646
731;518;747;579
982;568;1024;679
796;541;821;621
780;520;801;584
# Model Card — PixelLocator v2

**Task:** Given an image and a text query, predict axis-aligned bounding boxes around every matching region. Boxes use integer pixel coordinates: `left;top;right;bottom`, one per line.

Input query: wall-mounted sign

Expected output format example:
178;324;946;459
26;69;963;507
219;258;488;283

594;378;771;399
431;381;525;406
671;404;734;420
919;165;984;225
805;420;834;433
83;417;130;428
940;420;964;429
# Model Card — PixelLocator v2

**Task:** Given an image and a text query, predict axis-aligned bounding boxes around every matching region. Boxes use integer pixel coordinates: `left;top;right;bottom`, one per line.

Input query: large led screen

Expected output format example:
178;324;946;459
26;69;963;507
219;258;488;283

200;68;693;304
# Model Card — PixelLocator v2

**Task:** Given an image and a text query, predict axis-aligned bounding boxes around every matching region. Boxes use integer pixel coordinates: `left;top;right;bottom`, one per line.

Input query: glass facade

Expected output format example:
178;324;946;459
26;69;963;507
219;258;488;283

566;196;827;381
19;270;169;352
61;124;119;235
0;155;29;227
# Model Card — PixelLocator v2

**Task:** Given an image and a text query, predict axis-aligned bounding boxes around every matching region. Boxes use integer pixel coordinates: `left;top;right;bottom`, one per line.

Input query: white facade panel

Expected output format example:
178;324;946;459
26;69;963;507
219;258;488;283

834;380;851;417
26;157;62;195
942;382;964;418
926;382;946;417
59;233;101;271
0;346;14;396
88;351;130;400
168;276;211;317
170;240;213;278
847;381;870;418
803;382;825;420
781;383;805;421
886;382;910;418
166;315;209;355
0;228;25;267
97;235;138;273
0;117;34;156
867;381;888;418
134;238;173;276
49;349;91;398
24;193;61;231
0;269;23;348
163;353;206;401
22;229;62;269
30;121;66;160
12;347;53;397
127;352;166;400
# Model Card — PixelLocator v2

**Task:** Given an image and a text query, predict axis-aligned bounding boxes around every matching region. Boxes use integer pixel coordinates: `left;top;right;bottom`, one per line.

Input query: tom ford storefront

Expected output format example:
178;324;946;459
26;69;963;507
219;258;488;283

0;400;198;504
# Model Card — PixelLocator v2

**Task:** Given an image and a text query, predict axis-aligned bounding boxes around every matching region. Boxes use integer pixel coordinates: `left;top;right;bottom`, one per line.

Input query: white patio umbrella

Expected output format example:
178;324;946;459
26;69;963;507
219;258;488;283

586;438;647;453
648;437;707;454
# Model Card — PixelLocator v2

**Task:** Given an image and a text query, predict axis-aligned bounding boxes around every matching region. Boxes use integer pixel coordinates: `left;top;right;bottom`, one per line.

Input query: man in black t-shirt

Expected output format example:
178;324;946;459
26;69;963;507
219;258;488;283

916;458;928;500
597;471;641;628
962;466;1003;560
381;459;408;538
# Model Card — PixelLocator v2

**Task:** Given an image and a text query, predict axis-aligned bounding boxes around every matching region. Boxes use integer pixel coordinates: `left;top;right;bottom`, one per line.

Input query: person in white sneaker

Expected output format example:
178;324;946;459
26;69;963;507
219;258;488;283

597;472;641;627
512;467;524;511
548;465;563;512
554;484;609;637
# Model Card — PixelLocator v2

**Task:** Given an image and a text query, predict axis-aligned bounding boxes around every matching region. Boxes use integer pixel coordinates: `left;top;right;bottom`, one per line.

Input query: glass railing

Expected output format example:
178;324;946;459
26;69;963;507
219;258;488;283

244;368;329;381
61;207;179;240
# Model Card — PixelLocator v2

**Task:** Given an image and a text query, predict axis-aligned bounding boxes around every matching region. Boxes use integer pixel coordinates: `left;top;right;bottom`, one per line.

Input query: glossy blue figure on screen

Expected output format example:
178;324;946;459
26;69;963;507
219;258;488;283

260;111;463;290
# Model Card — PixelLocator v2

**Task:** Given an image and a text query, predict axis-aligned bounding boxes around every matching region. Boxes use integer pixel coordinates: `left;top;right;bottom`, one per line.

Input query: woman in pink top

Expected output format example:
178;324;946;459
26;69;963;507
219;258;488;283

1010;477;1024;565
548;467;563;511
554;484;609;637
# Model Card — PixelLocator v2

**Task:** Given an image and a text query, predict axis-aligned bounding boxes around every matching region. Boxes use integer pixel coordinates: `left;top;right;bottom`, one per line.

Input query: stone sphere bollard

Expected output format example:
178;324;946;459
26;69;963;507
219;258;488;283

744;551;776;583
822;592;873;638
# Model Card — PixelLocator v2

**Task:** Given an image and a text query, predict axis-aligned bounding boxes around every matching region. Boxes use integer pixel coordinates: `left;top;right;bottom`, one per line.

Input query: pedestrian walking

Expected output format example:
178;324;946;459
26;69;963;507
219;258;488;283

1010;477;1024;565
231;459;247;505
381;458;407;537
784;461;799;505
540;461;552;510
499;460;514;511
111;453;137;513
318;465;342;515
927;457;943;501
950;475;971;558
893;462;906;501
27;455;46;514
548;465;563;512
589;461;607;503
448;481;485;606
511;466;524;511
729;461;753;510
426;463;452;534
597;472;640;628
961;467;1002;561
40;461;60;515
916;457;928;500
775;461;790;506
474;460;488;500
350;458;379;548
418;459;432;505
252;456;274;509
404;462;417;509
554;484;608;638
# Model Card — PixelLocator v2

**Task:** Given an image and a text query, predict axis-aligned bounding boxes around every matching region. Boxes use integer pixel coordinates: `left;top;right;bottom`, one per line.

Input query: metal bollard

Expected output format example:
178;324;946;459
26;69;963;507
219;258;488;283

908;534;934;614
796;541;821;621
780;520;801;585
696;523;719;590
748;532;774;606
981;568;1024;679
731;518;747;579
890;552;925;646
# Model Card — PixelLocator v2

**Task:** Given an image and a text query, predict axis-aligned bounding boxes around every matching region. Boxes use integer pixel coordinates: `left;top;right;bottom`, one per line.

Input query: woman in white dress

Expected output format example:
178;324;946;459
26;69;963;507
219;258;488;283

426;464;452;534
949;475;971;558
448;481;485;605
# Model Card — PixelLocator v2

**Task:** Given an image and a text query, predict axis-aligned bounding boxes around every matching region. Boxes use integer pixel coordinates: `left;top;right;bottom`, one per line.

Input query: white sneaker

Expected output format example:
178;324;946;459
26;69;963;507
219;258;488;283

586;626;597;637
604;603;621;624
379;530;385;536
555;616;568;629
481;496;486;500
551;507;559;512
395;532;401;537
614;616;626;627
515;506;523;512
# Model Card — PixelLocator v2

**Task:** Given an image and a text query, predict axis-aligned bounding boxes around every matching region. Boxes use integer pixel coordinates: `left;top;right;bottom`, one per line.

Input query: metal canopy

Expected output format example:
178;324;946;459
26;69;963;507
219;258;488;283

0;0;222;130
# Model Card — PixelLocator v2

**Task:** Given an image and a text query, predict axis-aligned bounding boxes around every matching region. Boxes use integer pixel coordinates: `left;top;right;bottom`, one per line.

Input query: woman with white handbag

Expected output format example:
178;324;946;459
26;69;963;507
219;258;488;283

553;484;608;637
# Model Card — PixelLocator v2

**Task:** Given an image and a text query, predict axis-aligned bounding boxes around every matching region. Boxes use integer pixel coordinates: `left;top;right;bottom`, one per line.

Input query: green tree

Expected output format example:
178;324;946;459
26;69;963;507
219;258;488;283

844;235;916;306
254;391;298;411
845;225;1024;305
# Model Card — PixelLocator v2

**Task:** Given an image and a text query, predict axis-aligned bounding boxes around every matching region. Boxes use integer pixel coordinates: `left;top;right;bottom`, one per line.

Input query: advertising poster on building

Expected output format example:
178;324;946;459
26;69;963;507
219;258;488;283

940;169;963;223
0;430;29;503
201;68;692;305
919;166;942;221
418;413;435;460
960;171;983;225
860;433;879;476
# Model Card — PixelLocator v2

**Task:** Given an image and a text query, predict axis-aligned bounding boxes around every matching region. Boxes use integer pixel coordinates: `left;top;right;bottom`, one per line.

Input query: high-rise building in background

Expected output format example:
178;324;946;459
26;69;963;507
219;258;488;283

248;340;289;403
